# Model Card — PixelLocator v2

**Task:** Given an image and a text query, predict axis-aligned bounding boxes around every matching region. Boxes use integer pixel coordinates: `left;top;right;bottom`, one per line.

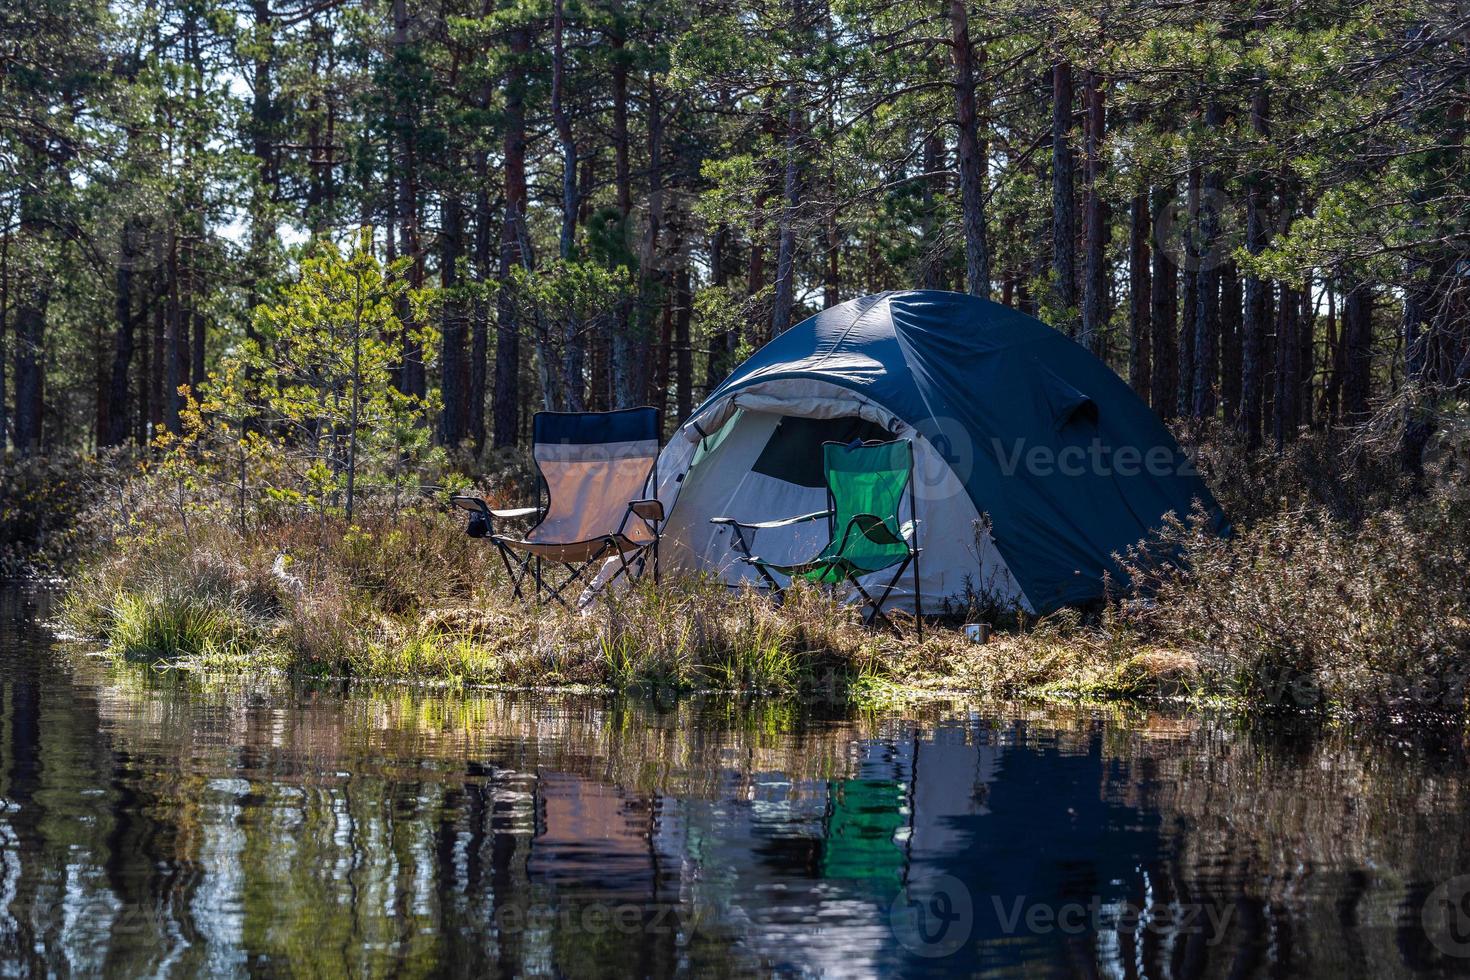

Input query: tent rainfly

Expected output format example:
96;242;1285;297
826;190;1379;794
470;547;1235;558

647;290;1226;615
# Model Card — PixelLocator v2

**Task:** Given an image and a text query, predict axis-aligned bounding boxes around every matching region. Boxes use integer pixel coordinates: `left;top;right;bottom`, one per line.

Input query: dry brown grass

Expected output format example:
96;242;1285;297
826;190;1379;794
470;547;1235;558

1116;497;1470;715
61;505;901;692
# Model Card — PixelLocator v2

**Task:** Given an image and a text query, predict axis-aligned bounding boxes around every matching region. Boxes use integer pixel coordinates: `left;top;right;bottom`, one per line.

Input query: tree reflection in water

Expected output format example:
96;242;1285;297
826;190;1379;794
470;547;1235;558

2;585;1469;978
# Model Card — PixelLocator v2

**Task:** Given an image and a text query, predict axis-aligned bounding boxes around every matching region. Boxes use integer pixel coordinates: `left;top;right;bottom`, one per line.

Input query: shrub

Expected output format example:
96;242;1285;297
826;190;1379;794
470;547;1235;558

1119;497;1470;715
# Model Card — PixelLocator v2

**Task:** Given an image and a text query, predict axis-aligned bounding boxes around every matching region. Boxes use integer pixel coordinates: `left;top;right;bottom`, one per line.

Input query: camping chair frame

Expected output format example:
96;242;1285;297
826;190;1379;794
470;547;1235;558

710;438;922;638
452;408;664;609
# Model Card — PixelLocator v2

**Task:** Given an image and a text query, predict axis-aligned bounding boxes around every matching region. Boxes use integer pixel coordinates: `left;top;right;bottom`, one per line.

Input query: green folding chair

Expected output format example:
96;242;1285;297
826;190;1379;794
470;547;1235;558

711;438;922;636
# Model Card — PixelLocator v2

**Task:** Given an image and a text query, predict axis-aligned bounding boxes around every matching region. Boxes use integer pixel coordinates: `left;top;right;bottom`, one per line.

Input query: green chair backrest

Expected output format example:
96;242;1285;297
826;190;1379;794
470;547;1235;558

822;439;913;573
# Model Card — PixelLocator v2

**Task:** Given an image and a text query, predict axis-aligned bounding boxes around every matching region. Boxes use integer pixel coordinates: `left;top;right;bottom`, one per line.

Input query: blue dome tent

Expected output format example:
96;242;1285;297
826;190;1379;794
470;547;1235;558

650;290;1224;614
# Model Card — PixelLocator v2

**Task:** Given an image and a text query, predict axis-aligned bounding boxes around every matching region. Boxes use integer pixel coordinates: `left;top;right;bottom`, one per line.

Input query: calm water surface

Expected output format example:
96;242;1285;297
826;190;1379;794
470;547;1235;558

3;583;1470;978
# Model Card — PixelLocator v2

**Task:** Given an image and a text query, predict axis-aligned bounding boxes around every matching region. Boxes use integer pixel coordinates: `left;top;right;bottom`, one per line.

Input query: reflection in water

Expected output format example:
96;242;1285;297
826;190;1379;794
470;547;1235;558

2;584;1470;977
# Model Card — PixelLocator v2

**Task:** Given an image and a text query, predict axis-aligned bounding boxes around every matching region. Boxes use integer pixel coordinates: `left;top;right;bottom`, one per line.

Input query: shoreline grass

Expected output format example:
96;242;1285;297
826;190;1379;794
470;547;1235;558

57;506;1173;701
37;420;1470;719
52;491;1470;718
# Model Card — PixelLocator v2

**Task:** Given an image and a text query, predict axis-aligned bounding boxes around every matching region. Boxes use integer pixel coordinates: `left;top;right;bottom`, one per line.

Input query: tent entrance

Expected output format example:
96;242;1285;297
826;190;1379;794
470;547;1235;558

750;415;893;488
657;405;1029;614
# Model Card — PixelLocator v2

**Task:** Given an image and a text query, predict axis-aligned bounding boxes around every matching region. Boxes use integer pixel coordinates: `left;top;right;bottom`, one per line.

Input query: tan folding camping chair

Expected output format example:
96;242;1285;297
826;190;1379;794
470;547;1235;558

452;407;664;607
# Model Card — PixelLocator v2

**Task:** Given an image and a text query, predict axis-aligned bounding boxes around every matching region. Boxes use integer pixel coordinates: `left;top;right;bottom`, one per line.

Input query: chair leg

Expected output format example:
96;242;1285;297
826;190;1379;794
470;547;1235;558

494;541;533;601
912;548;923;642
744;560;784;594
730;526;784;595
601;543;652;592
540;543;616;608
851;556;914;634
847;576;892;631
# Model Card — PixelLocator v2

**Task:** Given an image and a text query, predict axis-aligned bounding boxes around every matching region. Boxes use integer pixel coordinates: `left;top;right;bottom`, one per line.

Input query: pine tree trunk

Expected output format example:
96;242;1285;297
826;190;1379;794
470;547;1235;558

653;266;673;410
12;144;48;456
1079;69;1107;354
824;206;840;309
1239;88;1271;448
1321;285;1341;422
492;23;531;449
704;227;730;395
622;72;663;406
144;278;161;441
675;260;693;422
440;193;467;445
247;0;276;325
1274;287;1301;447
392;0;425;400
1050;62;1077;328
1341;285;1373;422
1399;260;1433;473
608;7;633;411
1192;117;1224;420
1127;188;1151;399
191;292;205;391
920;133;946;290
0;228;9;450
552;0;577;263
1177;167;1199;418
1149;185;1178;419
164;233;183;434
771;93;802;336
102;224;136;447
1271;185;1300;447
551;0;583;412
469;50;492;453
1298;271;1316;429
184;17;207;401
950;0;989;298
12;295;46;458
1220;261;1242;423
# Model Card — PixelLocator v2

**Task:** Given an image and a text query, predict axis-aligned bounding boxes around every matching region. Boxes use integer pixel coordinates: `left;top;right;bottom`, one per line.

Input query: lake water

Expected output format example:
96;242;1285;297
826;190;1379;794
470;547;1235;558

3;583;1470;977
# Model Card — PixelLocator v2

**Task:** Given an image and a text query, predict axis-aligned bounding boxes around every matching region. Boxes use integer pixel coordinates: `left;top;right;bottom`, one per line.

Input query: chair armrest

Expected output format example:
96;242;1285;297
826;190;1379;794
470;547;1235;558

709;510;832;531
450;495;541;540
451;494;490;515
488;505;542;520
629;499;664;522
451;495;540;520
